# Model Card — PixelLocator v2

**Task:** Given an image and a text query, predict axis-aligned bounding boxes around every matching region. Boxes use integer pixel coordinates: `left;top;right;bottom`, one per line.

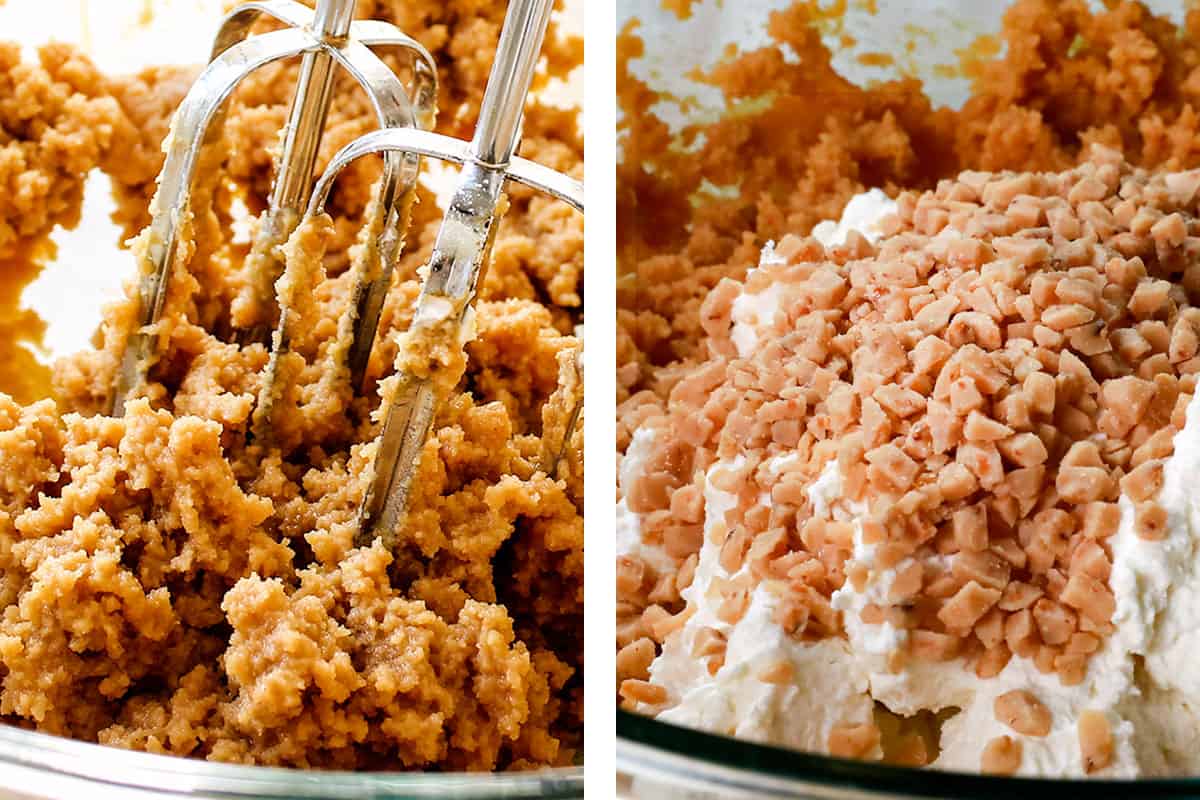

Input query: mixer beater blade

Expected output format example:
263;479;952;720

252;0;583;548
355;0;583;547
110;0;437;416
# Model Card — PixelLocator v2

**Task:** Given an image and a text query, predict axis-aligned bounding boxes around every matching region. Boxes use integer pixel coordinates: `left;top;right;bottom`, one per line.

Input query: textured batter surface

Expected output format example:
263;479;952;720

0;0;583;771
618;0;1200;412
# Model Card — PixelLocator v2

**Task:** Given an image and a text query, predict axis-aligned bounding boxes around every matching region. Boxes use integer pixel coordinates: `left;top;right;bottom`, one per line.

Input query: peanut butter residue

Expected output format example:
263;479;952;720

0;0;583;772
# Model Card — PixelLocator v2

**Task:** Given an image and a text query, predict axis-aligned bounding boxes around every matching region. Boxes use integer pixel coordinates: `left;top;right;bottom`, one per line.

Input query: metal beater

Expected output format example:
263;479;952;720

110;0;584;548
110;0;437;415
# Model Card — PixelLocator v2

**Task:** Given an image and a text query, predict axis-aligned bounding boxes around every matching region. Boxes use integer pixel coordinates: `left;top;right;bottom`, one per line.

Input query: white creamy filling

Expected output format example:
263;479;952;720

810;188;897;246
621;190;1200;776
616;499;677;576
729;244;788;359
1113;389;1200;774
650;455;878;756
834;483;1141;777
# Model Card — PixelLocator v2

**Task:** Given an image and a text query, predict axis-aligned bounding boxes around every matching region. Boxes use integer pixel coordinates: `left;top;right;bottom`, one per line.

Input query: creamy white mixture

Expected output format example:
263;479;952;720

617;427;678;577
621;192;1200;777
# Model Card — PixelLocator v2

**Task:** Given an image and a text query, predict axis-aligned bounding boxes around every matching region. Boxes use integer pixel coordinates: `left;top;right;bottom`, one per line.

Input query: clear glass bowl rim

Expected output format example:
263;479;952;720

617;709;1200;798
0;724;583;799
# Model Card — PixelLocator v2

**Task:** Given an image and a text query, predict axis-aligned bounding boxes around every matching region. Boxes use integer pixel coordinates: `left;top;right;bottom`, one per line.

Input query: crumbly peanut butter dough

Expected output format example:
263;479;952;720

0;0;582;772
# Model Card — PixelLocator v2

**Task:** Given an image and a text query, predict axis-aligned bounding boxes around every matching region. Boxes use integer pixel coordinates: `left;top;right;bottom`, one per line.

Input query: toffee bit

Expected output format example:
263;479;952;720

620;679;668;709
994;690;1052;737
828;722;881;760
617;638;658;683
1078;710;1115;774
981;735;1023;775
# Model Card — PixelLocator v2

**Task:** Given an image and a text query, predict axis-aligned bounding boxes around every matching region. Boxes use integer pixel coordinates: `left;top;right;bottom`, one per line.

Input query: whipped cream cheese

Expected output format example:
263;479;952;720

617;428;677;575
622;190;1200;777
810;188;897;246
650;455;878;756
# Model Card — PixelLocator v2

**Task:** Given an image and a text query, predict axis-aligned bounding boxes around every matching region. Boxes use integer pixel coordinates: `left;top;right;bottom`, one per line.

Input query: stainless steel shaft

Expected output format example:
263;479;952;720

240;0;355;345
279;0;356;209
356;0;557;547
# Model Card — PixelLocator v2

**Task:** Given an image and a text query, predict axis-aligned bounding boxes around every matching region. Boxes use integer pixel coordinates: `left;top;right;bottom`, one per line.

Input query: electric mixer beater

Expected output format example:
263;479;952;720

109;0;584;548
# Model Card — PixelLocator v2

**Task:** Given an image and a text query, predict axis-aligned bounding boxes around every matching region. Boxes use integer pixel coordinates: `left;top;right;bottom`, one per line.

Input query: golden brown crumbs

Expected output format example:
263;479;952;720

0;0;583;772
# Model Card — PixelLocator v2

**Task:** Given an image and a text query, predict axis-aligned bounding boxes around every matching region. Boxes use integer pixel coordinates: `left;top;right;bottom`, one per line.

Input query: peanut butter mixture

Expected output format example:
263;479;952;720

0;0;582;772
617;0;1200;772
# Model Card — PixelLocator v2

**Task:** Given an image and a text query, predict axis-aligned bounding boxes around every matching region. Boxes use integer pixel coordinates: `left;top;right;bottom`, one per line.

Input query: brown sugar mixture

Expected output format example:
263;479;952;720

617;0;1200;773
0;0;582;772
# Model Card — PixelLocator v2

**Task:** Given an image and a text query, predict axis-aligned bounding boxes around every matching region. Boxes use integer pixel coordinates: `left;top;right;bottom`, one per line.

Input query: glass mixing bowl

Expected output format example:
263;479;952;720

0;724;581;800
617;710;1199;799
